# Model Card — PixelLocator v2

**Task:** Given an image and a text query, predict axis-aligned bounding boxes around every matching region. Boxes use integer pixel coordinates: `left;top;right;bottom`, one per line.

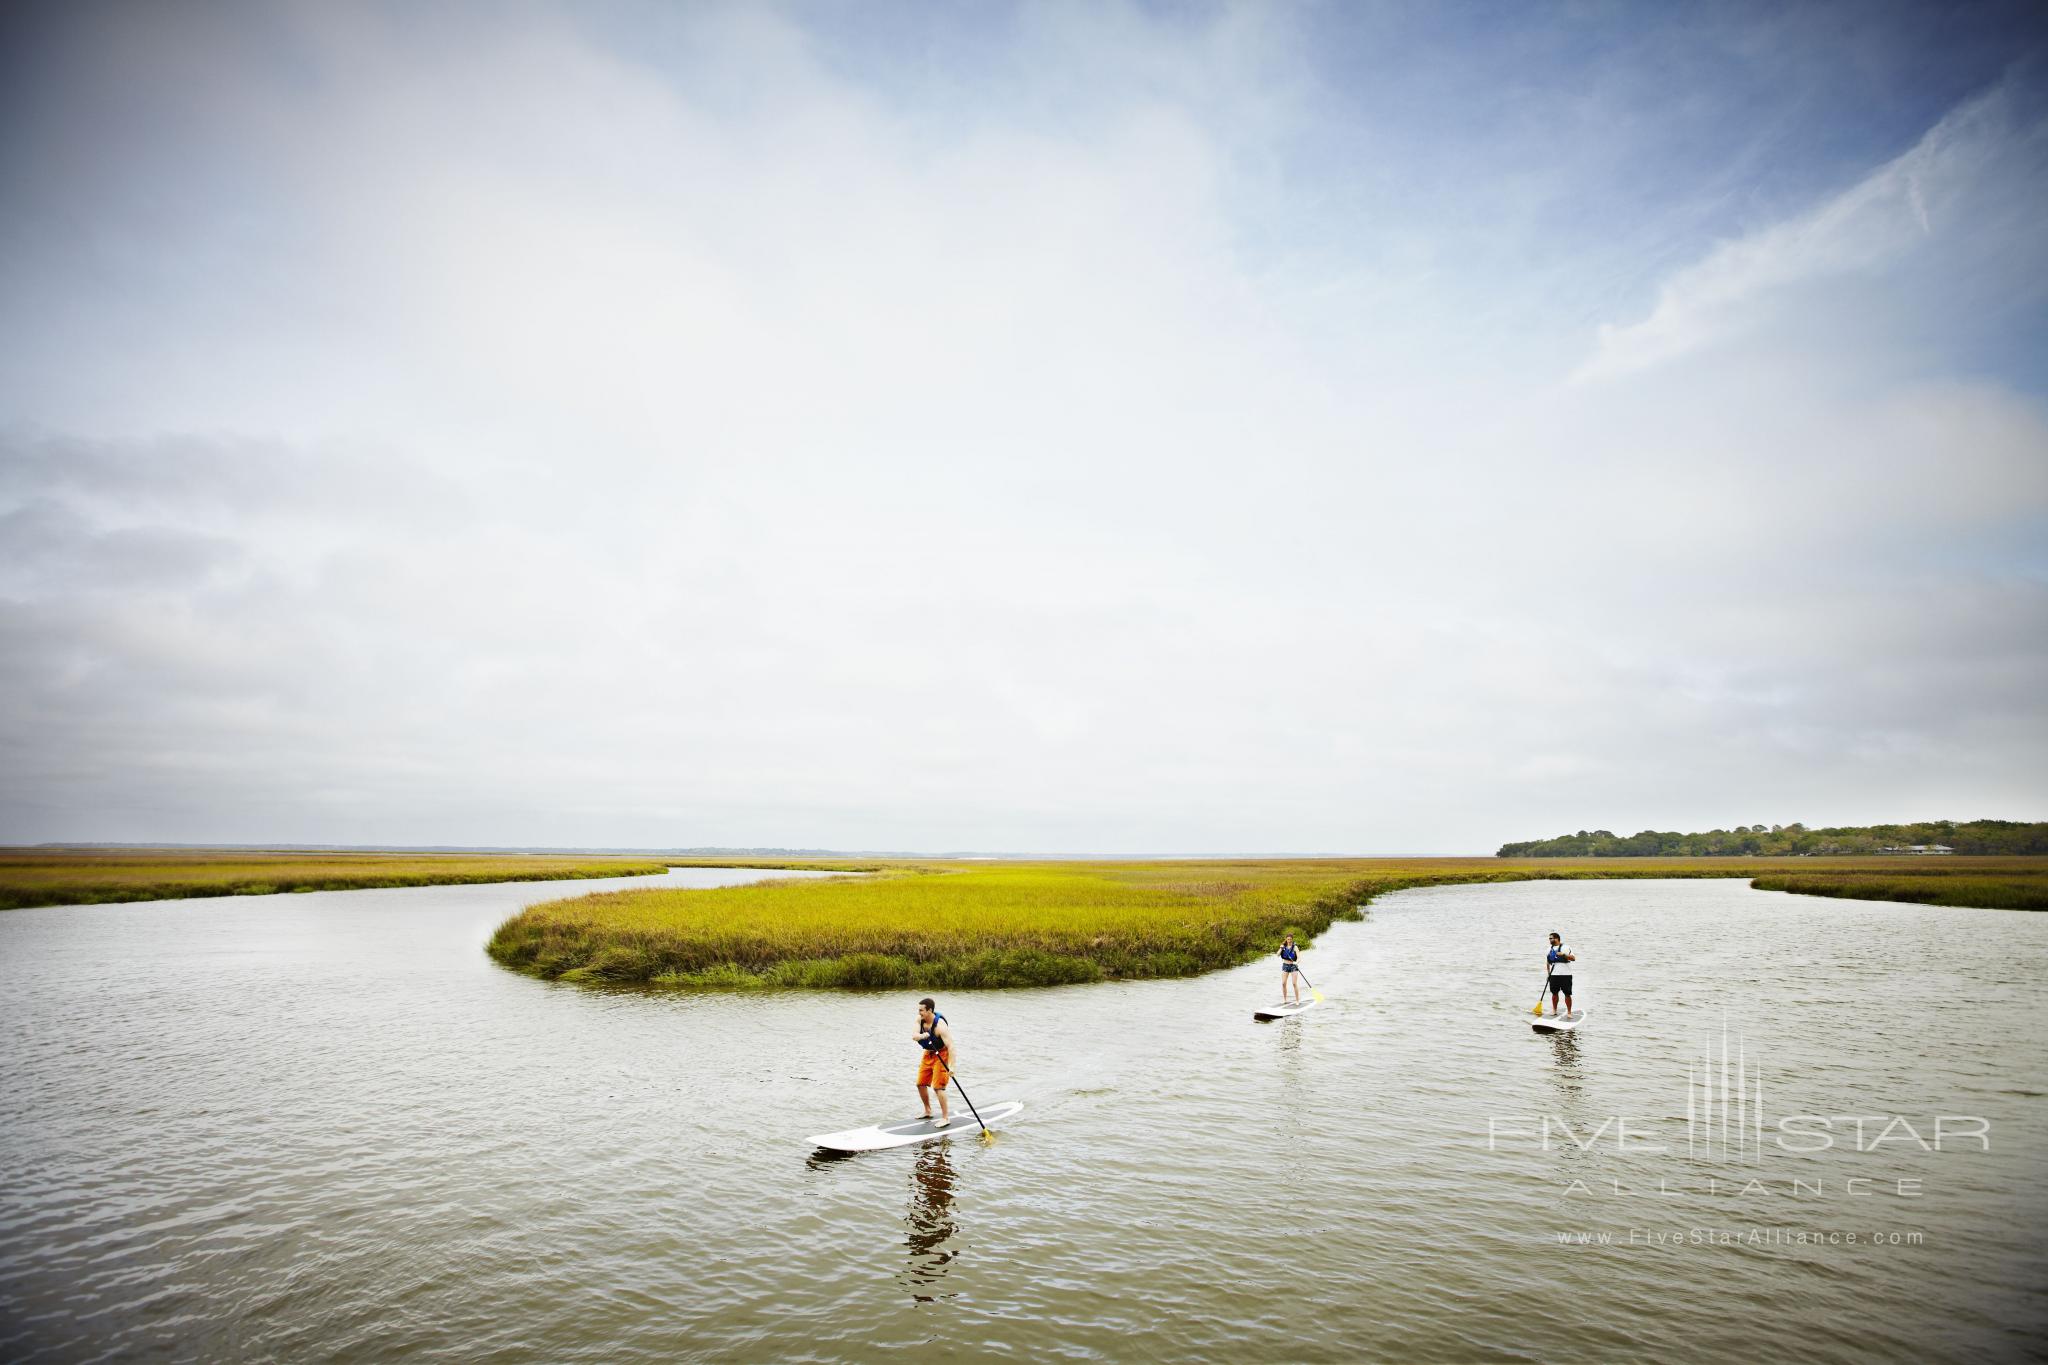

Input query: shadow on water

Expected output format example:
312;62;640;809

900;1143;959;1301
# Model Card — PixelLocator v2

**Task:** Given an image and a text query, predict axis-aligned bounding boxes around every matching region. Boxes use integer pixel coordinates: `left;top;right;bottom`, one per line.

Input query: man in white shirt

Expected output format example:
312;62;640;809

1545;932;1577;1017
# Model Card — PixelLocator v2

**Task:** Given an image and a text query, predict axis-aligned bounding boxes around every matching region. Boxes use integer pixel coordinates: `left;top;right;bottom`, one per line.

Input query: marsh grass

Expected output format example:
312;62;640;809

1751;867;2048;911
491;855;2047;990
0;850;681;910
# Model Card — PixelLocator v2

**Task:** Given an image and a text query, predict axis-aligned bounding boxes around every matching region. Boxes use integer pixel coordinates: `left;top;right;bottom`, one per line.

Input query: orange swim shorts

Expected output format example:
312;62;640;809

917;1049;951;1089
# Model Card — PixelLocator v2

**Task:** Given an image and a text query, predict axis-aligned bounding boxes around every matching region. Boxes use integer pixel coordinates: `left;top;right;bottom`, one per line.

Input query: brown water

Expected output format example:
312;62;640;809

2;872;2044;1362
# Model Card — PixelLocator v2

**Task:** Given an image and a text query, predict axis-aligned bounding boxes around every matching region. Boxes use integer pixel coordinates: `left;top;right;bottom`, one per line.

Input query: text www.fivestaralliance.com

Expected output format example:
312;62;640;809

1556;1229;1927;1247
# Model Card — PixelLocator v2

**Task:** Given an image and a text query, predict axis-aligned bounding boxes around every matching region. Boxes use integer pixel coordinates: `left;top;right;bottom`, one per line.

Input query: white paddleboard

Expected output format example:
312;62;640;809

810;1100;1024;1153
1532;1009;1588;1034
1254;997;1318;1022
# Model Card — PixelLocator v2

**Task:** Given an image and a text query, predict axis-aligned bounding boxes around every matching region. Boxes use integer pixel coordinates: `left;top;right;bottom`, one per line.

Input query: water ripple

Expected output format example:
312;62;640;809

1;874;2045;1360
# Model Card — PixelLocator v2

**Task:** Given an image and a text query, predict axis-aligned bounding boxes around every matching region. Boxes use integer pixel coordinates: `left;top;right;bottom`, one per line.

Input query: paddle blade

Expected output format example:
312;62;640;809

1311;988;1325;1003
978;1127;998;1146
1531;1003;1544;1015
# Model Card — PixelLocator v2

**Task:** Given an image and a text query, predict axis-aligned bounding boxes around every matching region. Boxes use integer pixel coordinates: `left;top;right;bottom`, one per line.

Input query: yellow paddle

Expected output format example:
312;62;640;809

1296;967;1326;1005
937;1056;999;1146
1532;964;1554;1016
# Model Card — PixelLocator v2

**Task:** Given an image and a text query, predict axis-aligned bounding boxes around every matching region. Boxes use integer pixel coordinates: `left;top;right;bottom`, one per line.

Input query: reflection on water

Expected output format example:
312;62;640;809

901;1144;959;1300
1274;1018;1307;1057
1545;1029;1583;1084
1542;1030;1601;1191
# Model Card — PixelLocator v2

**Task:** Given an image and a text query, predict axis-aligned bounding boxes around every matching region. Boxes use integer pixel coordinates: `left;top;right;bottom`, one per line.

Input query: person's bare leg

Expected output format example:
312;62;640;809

918;1083;933;1118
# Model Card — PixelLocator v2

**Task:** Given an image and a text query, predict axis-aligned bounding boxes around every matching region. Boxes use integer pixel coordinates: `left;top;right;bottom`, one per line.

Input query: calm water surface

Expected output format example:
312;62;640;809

2;873;2045;1362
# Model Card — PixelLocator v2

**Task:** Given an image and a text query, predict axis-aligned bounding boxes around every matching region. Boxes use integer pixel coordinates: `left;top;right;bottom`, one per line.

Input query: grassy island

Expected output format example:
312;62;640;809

0;849;676;910
494;858;1399;988
487;855;2047;990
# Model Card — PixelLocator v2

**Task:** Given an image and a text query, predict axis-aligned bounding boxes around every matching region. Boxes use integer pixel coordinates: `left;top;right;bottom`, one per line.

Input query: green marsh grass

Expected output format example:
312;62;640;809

491;855;2046;990
1750;863;2048;911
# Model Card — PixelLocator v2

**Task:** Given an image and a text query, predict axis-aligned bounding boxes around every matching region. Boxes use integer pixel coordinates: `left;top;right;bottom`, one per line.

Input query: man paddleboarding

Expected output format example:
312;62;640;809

914;997;954;1127
1279;934;1303;1003
1545;932;1576;1016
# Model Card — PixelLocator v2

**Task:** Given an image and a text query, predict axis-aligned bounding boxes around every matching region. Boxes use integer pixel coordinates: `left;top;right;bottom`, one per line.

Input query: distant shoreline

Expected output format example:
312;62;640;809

0;850;676;911
8;850;2042;920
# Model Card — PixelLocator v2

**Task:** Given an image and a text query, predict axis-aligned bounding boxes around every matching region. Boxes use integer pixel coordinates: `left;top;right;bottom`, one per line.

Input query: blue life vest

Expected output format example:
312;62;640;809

1280;944;1298;963
918;1012;948;1052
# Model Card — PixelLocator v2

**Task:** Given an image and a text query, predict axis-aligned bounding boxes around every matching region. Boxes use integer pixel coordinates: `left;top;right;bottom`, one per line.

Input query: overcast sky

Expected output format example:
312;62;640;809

1;1;2044;854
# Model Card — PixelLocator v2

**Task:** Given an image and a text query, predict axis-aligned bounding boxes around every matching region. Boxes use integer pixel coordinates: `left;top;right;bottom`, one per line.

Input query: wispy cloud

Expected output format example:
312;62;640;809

1574;74;2048;383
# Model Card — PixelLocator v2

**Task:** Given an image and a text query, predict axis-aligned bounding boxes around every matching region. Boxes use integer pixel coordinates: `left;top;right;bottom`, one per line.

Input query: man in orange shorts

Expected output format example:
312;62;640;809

915;996;954;1127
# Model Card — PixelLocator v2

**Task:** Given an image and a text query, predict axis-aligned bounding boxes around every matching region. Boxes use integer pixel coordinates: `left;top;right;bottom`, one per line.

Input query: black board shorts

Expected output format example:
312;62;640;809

1550;975;1573;993
1282;962;1299;972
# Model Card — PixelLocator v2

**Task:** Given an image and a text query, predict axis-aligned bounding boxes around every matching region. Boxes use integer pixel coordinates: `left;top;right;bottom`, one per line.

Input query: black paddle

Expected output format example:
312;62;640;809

934;1055;995;1144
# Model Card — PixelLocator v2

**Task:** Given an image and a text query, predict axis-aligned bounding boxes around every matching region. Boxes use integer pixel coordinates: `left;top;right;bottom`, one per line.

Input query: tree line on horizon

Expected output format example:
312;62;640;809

1495;819;2048;858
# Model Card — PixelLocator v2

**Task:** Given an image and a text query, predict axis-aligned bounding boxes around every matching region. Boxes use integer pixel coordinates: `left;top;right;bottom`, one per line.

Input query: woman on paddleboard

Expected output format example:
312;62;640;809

1545;932;1576;1017
1279;935;1303;1003
915;997;954;1127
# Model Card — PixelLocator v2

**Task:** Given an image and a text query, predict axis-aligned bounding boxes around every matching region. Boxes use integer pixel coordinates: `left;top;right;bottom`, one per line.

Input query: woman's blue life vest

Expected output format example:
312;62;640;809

918;1012;948;1053
1280;944;1298;967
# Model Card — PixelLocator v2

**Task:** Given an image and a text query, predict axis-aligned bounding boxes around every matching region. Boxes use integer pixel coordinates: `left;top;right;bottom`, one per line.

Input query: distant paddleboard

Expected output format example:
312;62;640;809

1532;1009;1588;1034
1254;998;1318;1022
810;1100;1024;1154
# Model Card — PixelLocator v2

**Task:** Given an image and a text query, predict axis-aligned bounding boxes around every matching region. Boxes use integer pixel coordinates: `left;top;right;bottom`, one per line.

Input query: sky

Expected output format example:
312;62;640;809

1;0;2044;854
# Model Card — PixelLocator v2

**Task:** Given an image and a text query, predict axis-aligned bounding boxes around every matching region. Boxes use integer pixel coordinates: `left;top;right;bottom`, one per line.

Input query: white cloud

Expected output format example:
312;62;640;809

0;4;2043;851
